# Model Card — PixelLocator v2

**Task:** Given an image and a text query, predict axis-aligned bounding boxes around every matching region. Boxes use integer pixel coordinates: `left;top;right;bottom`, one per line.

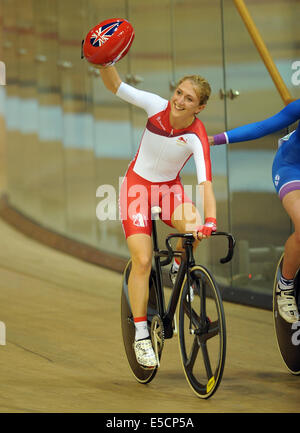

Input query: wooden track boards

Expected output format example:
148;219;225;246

0;218;299;413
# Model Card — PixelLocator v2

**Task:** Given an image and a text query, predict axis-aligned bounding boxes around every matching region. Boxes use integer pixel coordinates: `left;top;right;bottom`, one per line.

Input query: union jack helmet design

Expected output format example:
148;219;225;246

90;21;123;47
82;18;134;66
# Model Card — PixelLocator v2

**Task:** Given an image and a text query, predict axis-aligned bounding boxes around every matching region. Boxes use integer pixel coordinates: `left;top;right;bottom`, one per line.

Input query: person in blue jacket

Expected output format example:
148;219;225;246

210;99;300;323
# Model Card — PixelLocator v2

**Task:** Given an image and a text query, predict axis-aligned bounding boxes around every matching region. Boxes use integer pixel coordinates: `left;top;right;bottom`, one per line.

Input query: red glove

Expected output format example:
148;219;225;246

197;218;217;237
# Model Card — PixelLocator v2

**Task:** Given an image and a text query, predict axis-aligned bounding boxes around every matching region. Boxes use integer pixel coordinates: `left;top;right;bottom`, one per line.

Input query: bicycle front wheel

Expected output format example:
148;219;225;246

178;265;226;398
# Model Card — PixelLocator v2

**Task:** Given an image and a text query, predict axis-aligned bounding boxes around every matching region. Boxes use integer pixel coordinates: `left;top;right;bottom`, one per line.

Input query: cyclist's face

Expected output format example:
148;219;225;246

170;80;205;126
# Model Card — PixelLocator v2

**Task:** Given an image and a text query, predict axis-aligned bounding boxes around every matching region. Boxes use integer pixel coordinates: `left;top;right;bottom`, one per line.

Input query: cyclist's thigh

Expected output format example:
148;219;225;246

272;154;300;203
171;202;202;233
272;155;300;229
159;178;201;231
120;166;152;239
127;233;153;268
282;189;300;231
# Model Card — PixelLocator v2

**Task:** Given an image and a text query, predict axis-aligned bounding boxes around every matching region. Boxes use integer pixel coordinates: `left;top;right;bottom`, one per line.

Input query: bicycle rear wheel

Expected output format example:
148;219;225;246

121;260;160;383
273;254;300;375
178;265;226;398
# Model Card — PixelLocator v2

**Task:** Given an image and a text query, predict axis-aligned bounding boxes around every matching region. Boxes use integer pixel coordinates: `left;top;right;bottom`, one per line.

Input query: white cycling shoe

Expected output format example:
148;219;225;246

133;338;158;369
276;285;300;324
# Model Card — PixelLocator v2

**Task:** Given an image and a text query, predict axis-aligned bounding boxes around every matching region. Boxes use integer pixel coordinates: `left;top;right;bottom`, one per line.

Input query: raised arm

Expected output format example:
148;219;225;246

96;64;167;116
97;65;122;94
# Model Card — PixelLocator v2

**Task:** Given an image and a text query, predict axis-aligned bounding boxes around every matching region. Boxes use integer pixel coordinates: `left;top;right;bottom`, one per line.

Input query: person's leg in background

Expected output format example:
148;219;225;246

277;189;300;323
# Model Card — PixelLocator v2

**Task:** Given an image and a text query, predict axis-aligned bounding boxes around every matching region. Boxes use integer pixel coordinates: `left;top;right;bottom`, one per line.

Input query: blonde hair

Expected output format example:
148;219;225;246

177;75;211;106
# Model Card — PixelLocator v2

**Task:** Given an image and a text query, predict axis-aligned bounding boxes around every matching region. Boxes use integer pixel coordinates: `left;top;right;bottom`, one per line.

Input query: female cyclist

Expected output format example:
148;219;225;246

210;99;300;324
98;64;217;368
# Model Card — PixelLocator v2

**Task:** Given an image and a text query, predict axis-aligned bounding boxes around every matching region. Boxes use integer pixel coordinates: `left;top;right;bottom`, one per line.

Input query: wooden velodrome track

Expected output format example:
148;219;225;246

0;213;299;413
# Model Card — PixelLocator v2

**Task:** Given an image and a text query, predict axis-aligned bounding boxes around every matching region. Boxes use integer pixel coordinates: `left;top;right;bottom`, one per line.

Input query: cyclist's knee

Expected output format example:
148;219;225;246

292;230;300;245
171;204;201;233
131;253;152;274
127;234;153;274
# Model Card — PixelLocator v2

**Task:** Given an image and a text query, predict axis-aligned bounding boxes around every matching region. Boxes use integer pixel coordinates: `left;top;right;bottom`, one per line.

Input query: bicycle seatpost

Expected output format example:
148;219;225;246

151;206;161;252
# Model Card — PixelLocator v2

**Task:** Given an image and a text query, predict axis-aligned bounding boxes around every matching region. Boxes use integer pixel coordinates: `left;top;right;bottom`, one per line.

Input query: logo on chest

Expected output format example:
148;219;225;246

156;116;166;131
176;136;188;146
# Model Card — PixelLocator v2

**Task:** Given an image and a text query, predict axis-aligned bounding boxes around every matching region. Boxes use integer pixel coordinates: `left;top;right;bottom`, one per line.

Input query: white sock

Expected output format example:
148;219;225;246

134;317;149;341
278;276;294;292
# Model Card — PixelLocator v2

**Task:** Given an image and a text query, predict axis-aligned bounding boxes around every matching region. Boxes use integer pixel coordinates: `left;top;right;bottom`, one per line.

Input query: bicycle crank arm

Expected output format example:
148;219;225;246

151;315;165;368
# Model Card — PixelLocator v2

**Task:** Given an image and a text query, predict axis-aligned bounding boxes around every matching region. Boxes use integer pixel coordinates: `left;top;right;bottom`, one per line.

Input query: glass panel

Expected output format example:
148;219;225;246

0;0;7;192
2;0;23;211
89;0;133;257
223;0;292;302
16;0;42;222
34;0;66;234
1;0;299;311
245;0;300;101
170;0;229;286
57;0;97;246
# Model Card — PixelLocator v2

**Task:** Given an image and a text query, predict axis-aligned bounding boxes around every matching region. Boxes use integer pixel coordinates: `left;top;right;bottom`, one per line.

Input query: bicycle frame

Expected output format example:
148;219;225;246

151;214;235;339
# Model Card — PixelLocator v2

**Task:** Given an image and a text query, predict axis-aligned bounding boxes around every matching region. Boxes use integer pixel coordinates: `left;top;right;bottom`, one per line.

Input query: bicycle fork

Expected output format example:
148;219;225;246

185;241;196;335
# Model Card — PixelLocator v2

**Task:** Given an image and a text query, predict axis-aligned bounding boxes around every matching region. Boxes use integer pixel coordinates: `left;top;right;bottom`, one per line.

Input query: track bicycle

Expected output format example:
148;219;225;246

121;206;235;398
273;254;300;375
